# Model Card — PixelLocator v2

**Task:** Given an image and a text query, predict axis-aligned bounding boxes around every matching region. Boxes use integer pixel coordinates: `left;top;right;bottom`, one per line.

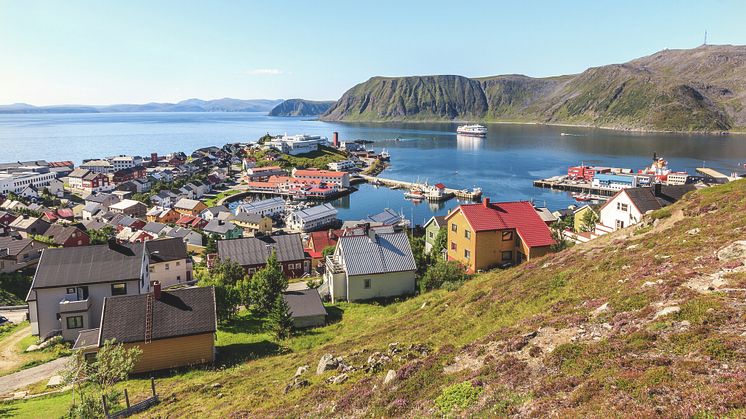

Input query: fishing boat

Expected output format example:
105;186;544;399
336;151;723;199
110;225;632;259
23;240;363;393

454;187;483;200
572;192;592;202
404;190;425;200
456;124;487;137
379;149;391;161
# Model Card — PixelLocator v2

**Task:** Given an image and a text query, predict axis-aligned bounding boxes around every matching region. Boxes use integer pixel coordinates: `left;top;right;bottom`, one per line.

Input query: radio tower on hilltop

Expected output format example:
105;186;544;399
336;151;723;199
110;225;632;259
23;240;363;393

704;30;708;46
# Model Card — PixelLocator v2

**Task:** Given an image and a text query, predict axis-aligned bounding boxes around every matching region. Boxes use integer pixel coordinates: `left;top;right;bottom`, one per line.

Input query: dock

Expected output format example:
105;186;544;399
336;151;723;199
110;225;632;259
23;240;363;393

695;167;733;183
359;174;482;201
533;178;618;197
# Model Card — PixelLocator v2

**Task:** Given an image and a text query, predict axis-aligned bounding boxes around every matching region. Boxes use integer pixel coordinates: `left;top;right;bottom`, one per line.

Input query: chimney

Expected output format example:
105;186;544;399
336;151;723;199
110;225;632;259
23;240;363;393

153;281;161;300
332;132;339;148
218;220;225;226
654;183;662;197
483;197;490;207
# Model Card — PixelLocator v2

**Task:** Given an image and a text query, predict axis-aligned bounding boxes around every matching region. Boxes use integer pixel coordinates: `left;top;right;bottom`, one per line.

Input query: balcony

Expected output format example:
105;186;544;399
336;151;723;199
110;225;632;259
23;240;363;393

59;296;91;313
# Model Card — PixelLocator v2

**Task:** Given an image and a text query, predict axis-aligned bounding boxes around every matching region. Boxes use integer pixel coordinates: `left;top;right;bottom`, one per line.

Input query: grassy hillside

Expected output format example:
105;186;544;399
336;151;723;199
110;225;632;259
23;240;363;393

323;45;746;132
7;181;746;417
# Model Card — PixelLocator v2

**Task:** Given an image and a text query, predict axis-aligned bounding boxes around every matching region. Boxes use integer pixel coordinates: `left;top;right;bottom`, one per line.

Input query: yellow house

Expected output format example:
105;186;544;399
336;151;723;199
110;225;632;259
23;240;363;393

230;212;273;236
445;199;555;273
573;205;597;233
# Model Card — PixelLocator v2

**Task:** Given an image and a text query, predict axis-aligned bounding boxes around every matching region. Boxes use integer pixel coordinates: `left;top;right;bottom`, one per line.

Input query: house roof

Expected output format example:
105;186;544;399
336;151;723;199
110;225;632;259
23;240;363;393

424;215;446;229
203;219;238;235
98;286;216;345
109;199;144;211
448;201;555;248
535;207;559;223
367;208;403;225
293;169;346;178
203;205;229;217
9;216;49;231
337;231;416;276
142;222;167;234
218;234;305;265
283;289;327;319
308;230;342;251
174;198;203;210
602;185;696;214
166;227;198;239
0;236;35;257
145;237;188;263
72;328;100;350
29;242;145;291
230;212;265;224
291;203;337;222
85;194;117;205
42;224;85;245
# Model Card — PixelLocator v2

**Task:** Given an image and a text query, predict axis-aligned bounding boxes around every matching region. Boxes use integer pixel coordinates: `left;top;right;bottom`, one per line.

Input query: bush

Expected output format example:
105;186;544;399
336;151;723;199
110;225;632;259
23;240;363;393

420;259;469;292
435;381;483;414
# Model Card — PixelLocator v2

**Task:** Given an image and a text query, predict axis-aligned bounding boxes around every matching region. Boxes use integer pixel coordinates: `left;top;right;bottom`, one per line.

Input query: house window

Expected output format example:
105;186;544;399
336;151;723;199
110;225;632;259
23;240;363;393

177;275;181;282
66;287;75;295
464;230;471;239
615;220;625;229
451;223;457;232
464;249;471;260
111;283;127;296
617;203;629;212
165;263;170;271
66;316;84;329
428;231;434;239
502;251;513;261
148;266;154;273
451;242;457;251
502;231;513;241
176;261;180;266
363;278;371;289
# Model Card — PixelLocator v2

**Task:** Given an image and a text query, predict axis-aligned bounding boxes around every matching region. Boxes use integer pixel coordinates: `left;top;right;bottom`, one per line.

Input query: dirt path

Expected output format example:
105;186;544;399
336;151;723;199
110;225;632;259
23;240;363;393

0;325;31;372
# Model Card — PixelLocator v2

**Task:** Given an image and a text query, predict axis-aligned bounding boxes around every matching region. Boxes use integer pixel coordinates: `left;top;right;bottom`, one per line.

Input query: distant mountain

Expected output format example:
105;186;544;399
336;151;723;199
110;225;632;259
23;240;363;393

322;45;746;132
269;99;336;116
0;98;284;114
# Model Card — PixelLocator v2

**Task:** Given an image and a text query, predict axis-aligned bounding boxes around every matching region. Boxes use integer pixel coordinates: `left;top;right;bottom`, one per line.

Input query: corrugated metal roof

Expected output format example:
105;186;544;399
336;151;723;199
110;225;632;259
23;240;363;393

218;234;305;266
337;231;416;276
291;203;337;222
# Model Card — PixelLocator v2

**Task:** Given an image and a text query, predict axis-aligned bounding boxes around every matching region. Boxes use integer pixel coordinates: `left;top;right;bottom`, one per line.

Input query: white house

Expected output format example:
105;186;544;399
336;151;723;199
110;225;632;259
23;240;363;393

145;238;193;287
323;230;416;303
597;184;696;234
234;197;286;218
285;203;338;232
327;160;357;172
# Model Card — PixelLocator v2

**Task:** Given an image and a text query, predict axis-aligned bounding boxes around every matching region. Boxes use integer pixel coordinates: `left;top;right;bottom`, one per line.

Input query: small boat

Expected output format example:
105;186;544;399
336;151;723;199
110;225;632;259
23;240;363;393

572;192;592;202
404;191;425;200
456;124;487;137
379;149;391;161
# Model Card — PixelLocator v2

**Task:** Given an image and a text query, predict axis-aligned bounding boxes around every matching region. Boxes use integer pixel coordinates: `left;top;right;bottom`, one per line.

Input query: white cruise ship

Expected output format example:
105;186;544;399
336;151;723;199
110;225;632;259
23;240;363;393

456;124;487;137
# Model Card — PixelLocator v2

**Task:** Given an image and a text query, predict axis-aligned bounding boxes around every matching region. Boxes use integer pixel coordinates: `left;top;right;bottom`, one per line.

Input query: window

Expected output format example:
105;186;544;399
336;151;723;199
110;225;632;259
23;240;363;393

464;249;471;259
176;261;181;266
165;263;170;271
464;230;471;239
617;202;629;212
177;275;181;282
451;242;457;251
428;231;434;239
66;287;75;295
502;231;513;241
363;278;371;289
111;283;127;296
615;220;625;229
66;316;84;329
451;223;457;232
502;251;513;261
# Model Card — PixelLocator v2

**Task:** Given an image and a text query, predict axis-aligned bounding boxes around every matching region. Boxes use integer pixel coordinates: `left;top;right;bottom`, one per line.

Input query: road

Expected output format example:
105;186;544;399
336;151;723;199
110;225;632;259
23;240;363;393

0;356;70;395
0;309;27;324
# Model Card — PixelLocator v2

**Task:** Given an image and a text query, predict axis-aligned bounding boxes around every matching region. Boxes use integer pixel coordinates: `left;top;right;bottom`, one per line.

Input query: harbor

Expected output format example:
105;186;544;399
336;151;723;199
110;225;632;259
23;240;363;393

359;174;483;202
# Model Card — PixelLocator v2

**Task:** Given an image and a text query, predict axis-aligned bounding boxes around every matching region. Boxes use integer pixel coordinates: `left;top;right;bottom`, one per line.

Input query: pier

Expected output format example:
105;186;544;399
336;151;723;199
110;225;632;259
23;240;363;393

358;175;482;201
532;178;618;197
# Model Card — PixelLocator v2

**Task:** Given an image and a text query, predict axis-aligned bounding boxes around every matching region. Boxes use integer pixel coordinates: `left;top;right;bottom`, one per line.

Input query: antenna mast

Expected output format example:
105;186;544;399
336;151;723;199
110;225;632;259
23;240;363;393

704;30;707;45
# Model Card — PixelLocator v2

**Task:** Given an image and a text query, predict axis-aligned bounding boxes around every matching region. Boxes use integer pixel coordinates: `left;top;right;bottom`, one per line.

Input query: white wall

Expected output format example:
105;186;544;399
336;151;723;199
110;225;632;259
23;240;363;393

149;259;192;287
599;192;644;231
345;270;416;302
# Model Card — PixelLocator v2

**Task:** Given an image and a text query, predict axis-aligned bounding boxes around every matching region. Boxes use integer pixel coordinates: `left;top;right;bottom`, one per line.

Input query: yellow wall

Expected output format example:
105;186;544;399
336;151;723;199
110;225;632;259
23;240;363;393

573;206;595;233
125;333;214;373
446;210;477;272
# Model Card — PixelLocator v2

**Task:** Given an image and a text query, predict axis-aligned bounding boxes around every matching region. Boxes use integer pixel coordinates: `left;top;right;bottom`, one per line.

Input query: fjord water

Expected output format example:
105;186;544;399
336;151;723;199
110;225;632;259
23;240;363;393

1;112;745;224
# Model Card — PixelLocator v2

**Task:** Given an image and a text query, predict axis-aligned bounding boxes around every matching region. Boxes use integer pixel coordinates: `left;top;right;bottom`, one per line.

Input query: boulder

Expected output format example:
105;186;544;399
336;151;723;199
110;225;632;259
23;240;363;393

654;306;681;319
328;373;348;385
317;354;340;375
717;241;746;262
383;369;397;385
295;365;308;377
284;377;309;394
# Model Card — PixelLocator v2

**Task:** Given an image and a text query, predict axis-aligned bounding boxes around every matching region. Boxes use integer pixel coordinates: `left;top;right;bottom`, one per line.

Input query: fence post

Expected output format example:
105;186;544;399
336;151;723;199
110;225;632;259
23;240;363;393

151;377;156;397
124;388;130;410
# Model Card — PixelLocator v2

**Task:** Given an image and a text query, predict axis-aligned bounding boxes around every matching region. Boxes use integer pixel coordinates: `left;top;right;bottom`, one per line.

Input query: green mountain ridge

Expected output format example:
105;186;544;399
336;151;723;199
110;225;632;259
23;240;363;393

322;45;746;132
269;99;336;116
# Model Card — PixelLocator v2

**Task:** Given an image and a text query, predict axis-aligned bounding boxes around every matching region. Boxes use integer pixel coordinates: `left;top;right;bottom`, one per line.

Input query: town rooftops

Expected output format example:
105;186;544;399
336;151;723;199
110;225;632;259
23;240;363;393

218;234;305;266
42;224;85;246
366;208;404;225
293;169;347;178
145;237;188;263
337;231;416;276
0;236;36;257
28;242;145;292
109;199;143;211
203;219;238;235
425;215;446;229
290;203;337;221
283;289;327;319
449;200;555;248
234;197;285;214
97;286;216;345
230;212;265;224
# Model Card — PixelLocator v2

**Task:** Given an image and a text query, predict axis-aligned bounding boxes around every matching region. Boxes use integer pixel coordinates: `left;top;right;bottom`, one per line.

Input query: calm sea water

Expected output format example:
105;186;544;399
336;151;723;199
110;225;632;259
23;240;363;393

1;112;745;225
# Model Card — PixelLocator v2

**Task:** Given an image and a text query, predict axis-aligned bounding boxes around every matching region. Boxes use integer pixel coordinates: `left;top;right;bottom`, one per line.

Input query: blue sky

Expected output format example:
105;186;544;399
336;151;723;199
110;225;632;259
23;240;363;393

1;0;744;105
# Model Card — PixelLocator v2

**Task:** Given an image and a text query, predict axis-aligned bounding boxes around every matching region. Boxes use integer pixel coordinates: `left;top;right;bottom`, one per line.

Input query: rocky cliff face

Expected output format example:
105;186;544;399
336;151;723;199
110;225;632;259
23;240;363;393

322;45;746;132
269;99;335;116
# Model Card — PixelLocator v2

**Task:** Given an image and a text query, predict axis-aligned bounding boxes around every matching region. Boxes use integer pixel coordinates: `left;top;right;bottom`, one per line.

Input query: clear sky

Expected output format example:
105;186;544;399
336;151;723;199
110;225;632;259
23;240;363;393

1;0;744;105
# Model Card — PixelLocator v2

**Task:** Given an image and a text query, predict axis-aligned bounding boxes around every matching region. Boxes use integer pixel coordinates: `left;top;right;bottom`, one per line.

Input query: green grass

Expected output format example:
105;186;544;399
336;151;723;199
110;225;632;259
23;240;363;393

204;189;239;207
253;146;348;170
0;330;72;377
0;391;71;419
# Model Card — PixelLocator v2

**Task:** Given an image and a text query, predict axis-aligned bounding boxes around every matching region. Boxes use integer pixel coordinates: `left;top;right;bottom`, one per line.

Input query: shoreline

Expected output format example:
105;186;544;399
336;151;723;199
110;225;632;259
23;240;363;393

319;118;744;136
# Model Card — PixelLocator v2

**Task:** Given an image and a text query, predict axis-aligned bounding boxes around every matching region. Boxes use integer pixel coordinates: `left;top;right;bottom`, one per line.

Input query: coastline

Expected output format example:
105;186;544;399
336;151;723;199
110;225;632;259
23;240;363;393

319;117;744;136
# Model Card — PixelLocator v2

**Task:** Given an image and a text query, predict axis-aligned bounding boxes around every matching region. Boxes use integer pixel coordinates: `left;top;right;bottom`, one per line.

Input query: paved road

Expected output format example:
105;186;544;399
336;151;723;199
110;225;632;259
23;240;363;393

287;281;310;291
0;356;70;395
0;309;27;324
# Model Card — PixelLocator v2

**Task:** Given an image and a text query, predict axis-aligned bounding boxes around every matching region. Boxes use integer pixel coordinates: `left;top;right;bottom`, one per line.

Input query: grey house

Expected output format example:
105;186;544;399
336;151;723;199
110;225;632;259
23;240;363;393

282;289;327;328
26;242;151;341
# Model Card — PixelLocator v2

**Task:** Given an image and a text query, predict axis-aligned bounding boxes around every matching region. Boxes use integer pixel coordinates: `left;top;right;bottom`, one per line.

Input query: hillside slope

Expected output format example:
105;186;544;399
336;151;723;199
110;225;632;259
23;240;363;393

322;45;746;132
137;180;746;417
269;99;336;116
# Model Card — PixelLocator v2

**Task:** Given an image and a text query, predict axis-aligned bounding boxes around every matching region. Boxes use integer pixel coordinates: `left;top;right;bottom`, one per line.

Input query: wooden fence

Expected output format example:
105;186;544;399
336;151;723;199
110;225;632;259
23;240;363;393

104;377;159;419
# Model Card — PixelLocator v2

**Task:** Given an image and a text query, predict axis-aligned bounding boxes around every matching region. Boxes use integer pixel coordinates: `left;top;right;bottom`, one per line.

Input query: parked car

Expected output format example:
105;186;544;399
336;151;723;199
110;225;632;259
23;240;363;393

0;316;11;325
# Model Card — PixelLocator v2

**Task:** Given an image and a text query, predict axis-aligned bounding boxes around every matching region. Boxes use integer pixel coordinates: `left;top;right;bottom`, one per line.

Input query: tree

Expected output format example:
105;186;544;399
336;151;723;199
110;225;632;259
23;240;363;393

248;250;288;315
419;259;469;292
89;226;115;245
198;259;245;322
321;245;336;258
267;293;294;340
432;227;448;258
205;234;218;254
408;233;429;277
63;339;142;418
581;209;599;232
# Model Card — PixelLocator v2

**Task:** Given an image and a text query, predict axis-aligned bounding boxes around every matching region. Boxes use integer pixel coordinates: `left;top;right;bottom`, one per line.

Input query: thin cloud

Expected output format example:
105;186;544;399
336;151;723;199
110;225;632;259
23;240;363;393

244;68;287;76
